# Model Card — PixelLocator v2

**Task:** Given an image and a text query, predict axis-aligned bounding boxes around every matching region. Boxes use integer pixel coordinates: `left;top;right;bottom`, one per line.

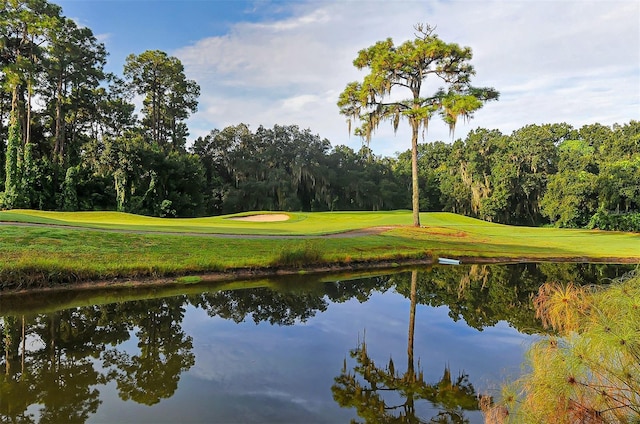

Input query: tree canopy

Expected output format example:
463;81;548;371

338;23;499;226
124;50;200;152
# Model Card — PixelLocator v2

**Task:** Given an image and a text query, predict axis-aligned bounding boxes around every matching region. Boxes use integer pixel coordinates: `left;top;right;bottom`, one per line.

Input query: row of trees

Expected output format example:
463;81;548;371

1;1;637;229
413;121;640;228
192;124;407;214
191;120;639;229
0;0;200;215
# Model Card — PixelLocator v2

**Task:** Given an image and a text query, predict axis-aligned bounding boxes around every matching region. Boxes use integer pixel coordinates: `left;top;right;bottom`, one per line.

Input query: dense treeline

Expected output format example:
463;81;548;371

191;124;407;214
1;1;638;230
0;0;202;216
191;120;639;230
413;121;640;229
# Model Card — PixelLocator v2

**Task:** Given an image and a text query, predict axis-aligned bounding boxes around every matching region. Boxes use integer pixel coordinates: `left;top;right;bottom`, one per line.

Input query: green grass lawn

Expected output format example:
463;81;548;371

0;209;638;290
0;209;415;234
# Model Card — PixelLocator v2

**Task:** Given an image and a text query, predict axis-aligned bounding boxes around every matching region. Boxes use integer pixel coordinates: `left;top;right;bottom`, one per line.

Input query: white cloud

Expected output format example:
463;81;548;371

281;94;321;112
178;0;640;157
94;32;111;44
254;7;332;31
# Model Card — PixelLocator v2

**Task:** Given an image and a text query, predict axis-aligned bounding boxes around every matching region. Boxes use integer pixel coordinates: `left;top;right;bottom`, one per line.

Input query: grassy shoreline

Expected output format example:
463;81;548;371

1;210;638;292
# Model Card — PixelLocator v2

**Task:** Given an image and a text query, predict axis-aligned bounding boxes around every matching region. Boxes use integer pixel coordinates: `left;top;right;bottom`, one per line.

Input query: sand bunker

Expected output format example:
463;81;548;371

229;214;290;222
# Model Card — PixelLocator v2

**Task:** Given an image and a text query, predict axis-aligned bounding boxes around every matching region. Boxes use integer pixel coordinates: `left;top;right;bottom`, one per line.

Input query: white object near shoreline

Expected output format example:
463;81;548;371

438;257;461;265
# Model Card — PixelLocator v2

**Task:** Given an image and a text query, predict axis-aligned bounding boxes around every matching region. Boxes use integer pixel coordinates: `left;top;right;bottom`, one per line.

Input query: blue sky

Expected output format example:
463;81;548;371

58;1;294;65
57;0;640;157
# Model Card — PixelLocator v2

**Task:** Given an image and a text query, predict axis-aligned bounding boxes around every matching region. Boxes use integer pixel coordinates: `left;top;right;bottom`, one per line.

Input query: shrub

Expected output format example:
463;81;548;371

482;272;640;423
588;210;640;232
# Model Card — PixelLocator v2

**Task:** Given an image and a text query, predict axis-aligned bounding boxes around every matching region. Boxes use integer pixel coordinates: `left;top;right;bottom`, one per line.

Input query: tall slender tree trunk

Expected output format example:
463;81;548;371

114;170;127;212
404;270;419;417
11;86;19;123
407;269;417;375
4;89;23;208
411;122;421;227
0;92;5;181
54;77;65;161
26;82;32;146
3;321;9;376
21;315;25;374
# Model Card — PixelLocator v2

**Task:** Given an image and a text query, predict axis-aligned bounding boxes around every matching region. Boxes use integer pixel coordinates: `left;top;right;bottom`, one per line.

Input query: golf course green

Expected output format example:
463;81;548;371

1;209;638;291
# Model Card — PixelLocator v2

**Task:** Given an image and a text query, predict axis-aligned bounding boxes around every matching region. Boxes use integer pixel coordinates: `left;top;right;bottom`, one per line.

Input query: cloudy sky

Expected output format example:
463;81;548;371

58;0;639;157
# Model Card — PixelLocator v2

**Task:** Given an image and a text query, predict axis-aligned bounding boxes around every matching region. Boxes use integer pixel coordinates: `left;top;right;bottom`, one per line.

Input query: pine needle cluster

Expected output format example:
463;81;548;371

482;271;640;423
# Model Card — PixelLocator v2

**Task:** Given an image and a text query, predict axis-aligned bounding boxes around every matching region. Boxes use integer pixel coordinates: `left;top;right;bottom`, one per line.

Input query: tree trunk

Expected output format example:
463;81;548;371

403;269;419;417
114;170;127;212
5;90;23;207
407;269;418;379
4;321;9;375
21;315;25;374
54;76;65;162
411;122;421;227
11;86;19;123
26;81;31;146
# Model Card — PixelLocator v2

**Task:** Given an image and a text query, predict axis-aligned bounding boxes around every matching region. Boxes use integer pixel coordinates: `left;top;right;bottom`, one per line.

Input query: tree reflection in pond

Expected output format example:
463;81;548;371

333;271;480;423
102;297;195;406
0;297;195;421
190;288;329;325
1;315;36;424
0;263;634;423
334;343;479;423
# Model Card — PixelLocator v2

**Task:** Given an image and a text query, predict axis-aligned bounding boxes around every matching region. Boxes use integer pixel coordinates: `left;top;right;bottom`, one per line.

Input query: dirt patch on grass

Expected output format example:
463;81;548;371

228;214;290;222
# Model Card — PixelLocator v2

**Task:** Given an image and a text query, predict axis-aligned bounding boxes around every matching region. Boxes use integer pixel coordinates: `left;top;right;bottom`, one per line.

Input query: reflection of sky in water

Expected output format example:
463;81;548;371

90;289;532;424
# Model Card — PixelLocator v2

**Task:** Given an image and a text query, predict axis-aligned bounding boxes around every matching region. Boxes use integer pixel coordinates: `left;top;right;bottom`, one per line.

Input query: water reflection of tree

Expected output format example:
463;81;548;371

333;271;480;423
32;306;140;422
1;315;37;424
398;264;544;332
190;275;393;325
0;263;632;422
0;297;196;422
102;296;195;406
191;288;328;325
0;306;126;424
324;275;394;304
413;263;634;333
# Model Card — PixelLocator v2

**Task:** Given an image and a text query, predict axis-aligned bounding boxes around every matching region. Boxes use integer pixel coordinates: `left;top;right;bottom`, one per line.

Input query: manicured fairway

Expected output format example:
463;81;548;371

0;210;638;290
0;209;414;235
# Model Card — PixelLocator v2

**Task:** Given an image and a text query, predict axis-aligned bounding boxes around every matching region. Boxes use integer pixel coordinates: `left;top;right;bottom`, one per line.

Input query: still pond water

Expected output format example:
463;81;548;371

0;263;634;423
